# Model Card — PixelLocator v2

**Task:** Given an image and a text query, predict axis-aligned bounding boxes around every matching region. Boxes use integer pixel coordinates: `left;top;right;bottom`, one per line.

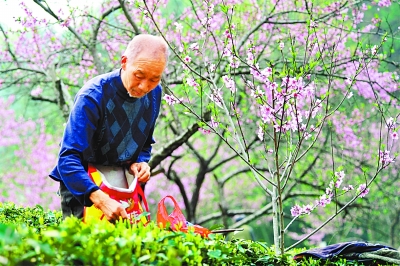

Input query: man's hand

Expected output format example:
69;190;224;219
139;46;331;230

129;162;151;183
89;190;128;222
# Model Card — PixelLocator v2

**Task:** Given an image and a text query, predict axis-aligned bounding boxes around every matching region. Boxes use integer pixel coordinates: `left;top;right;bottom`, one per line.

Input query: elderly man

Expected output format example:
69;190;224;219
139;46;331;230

49;34;168;222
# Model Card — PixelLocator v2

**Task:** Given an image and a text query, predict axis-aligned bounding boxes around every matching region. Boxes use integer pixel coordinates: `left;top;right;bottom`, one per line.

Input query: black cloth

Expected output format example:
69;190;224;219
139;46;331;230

293;241;399;265
59;181;84;219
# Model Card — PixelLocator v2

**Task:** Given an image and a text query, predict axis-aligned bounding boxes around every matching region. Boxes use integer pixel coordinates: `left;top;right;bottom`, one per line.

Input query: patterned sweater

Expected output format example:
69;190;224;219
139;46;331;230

49;69;161;206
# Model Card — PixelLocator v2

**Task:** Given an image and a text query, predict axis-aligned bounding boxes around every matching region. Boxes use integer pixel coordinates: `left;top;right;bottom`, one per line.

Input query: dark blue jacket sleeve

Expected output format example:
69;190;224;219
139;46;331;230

57;92;101;206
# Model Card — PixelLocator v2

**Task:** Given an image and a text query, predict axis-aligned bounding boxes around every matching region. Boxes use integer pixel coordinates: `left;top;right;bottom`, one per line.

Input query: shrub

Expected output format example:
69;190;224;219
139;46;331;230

0;203;396;265
0;202;62;231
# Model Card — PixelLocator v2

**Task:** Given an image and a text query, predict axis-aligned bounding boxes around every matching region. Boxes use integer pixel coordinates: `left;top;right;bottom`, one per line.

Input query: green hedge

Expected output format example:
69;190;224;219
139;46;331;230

0;202;62;231
0;202;395;266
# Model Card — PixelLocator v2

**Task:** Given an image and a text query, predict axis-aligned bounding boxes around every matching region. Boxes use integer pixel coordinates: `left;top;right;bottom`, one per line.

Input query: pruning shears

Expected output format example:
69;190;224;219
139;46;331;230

211;228;244;234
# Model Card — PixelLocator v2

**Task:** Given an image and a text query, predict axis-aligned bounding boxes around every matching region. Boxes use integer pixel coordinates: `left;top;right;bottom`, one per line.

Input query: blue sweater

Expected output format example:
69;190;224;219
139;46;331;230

50;69;162;206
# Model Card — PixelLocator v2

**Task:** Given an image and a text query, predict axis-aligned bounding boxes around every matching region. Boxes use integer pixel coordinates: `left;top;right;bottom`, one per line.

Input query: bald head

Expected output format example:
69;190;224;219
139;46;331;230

120;34;168;98
123;34;169;64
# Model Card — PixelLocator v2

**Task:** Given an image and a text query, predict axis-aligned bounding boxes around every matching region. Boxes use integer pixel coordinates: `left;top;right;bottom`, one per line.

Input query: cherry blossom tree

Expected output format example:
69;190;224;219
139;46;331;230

139;0;399;253
0;96;60;210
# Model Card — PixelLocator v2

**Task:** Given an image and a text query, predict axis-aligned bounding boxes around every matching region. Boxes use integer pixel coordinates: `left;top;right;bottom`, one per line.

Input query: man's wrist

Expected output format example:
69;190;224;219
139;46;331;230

89;190;108;208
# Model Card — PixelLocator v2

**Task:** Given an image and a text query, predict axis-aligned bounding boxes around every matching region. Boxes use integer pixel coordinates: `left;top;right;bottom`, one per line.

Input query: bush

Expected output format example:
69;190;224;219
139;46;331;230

0;202;62;231
0;203;396;265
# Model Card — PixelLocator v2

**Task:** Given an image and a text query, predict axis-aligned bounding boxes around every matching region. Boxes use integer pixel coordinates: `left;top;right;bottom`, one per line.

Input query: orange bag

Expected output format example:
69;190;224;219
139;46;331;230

84;164;150;224
157;195;211;237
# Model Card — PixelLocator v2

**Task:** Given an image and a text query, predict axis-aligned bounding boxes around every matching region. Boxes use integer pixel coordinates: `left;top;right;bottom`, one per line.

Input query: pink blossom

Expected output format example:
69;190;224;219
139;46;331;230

163;94;179;105
357;184;370;198
199;128;211;135
200;17;210;27
343;185;354;192
371;45;378;55
335;171;345;188
209;88;223;107
361;3;368;10
371;17;382;24
309;20;317;28
391;131;398;140
351;8;364;24
209;64;216;72
279;41;284;50
61;17;71;27
259;105;274;123
186;77;199;91
378;0;391;7
246;49;255;64
229;56;240;68
301;204;313;215
206;3;215;16
386;117;395;129
251;86;264;98
210;117;219;128
250;66;272;83
379;150;395;166
30;87;43;97
326;182;334;195
222;47;232;57
261;67;272;78
317;194;332;207
311;99;322;118
303;132;312;140
184;55;192;64
290;204;301;216
222;75;236;93
224;28;232;39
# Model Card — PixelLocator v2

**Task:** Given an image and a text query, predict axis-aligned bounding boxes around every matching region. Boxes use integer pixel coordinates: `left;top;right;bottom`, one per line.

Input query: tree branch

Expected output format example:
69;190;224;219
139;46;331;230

33;0;90;48
117;0;141;35
148;121;200;169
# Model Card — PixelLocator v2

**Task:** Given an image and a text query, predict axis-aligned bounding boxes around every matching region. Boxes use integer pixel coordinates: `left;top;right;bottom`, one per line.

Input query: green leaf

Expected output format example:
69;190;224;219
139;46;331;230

156;253;168;261
138;254;151;262
220;4;228;13
0;223;18;244
209;224;224;231
207;249;222;258
237;244;245;253
361;166;369;173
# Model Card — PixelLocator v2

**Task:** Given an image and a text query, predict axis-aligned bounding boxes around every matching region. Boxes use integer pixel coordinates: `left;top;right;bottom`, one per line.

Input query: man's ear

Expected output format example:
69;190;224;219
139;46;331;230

121;55;127;69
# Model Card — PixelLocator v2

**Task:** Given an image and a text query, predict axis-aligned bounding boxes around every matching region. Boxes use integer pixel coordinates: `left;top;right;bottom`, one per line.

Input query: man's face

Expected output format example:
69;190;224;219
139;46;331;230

121;53;166;98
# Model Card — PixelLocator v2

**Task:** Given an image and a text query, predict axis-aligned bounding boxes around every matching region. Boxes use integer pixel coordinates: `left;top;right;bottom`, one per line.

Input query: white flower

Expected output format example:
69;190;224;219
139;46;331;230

174;22;183;33
257;125;264;141
189;43;199;51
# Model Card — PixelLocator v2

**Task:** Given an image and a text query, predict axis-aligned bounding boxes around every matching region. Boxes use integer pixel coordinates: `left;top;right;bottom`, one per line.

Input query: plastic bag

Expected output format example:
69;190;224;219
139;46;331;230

293;241;400;265
84;164;150;224
157;195;211;237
